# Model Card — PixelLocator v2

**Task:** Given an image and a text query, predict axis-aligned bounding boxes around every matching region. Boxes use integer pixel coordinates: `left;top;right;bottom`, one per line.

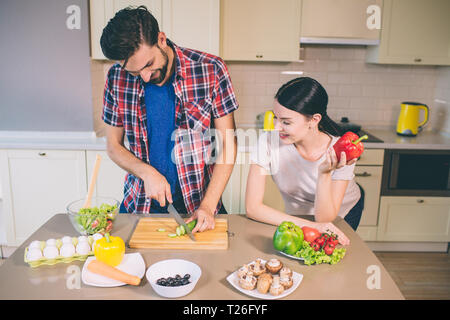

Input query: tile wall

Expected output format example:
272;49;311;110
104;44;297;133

90;45;450;136
227;45;443;131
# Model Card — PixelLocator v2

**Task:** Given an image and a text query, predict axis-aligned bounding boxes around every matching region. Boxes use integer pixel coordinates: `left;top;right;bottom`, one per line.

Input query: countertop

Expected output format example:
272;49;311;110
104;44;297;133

0;128;449;152
0;214;404;300
358;129;450;150
0;131;107;150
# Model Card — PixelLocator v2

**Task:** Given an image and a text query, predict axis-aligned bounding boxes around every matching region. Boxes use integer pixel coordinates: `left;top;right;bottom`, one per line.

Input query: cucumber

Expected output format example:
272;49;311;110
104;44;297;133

187;220;197;232
176;226;183;237
170;220;198;238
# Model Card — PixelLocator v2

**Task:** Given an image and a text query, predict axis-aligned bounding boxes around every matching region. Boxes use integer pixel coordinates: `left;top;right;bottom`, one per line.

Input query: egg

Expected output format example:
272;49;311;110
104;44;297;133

62;236;73;245
77;236;88;243
29;240;42;250
91;233;103;250
76;242;91;255
92;233;103;242
43;245;59;259
46;238;56;246
26;248;43;261
60;244;75;257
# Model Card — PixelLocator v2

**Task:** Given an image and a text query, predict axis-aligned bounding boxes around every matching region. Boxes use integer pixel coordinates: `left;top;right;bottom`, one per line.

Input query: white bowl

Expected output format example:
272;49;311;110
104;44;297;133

146;259;201;298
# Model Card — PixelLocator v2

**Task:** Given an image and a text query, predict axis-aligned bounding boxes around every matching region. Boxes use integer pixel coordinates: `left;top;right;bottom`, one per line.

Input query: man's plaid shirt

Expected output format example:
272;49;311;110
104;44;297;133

102;40;239;214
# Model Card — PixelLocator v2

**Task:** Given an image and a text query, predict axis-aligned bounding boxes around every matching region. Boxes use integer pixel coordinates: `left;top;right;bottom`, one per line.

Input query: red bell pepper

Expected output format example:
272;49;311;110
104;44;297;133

333;131;368;162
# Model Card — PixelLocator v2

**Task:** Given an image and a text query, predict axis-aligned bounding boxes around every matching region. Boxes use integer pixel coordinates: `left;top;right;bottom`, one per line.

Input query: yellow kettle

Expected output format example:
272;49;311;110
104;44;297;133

396;102;429;136
263;111;275;131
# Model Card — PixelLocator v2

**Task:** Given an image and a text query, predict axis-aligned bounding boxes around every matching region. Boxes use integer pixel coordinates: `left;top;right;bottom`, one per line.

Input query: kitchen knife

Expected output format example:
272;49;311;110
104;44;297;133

167;203;196;242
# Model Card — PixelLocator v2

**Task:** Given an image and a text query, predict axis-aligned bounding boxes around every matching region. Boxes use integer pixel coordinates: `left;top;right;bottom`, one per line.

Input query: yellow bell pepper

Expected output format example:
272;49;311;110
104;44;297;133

94;233;125;267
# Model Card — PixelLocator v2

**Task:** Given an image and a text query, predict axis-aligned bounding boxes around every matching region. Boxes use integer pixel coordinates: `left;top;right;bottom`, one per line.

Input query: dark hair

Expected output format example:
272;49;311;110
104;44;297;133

100;6;160;65
275;77;343;136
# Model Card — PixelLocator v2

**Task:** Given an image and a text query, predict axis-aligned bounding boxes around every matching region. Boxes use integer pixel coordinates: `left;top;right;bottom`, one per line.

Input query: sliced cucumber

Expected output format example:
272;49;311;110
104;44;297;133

157;228;166;232
168;233;177;238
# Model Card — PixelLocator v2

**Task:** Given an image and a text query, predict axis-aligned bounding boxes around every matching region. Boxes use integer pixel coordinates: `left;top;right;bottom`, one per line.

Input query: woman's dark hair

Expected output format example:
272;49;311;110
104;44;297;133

100;6;159;66
275;77;343;136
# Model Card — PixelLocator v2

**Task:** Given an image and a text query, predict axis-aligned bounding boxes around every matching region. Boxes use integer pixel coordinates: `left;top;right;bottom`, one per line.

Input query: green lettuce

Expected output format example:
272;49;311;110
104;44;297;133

294;240;346;265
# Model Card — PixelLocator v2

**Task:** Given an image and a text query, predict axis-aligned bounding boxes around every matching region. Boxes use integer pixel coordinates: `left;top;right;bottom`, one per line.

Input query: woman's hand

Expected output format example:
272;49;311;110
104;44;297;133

186;205;215;233
318;148;357;175
314;222;350;246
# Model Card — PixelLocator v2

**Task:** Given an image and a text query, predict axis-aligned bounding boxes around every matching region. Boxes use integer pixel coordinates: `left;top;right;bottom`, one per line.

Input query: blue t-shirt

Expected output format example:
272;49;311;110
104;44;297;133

144;74;182;209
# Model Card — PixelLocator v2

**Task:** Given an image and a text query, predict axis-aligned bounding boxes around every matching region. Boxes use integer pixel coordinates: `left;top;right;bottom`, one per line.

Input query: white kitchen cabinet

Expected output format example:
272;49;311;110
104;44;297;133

220;0;301;61
161;0;220;56
221;151;284;214
366;0;450;65
90;0;163;60
219;152;242;214
355;166;383;226
377;196;450;242
0;149;87;246
90;0;220;60
86;151;126;204
354;149;384;241
300;0;382;45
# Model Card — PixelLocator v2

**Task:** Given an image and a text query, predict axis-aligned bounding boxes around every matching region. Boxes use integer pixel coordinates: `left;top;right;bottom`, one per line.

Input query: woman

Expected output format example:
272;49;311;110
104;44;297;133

245;77;364;245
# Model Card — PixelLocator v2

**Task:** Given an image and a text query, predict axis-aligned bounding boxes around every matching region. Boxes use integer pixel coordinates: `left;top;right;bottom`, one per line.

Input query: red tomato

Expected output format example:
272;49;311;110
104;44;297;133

315;236;326;248
310;241;321;251
327;236;339;247
302;226;321;243
324;242;335;256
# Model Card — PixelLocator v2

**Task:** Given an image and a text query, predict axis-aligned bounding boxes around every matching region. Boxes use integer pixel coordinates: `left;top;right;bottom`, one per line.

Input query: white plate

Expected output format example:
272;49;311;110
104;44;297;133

82;253;145;287
226;259;303;300
277;250;304;261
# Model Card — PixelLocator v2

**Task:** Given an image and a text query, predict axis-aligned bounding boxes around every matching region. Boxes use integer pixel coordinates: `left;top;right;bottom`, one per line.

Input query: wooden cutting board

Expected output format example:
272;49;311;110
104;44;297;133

128;218;228;250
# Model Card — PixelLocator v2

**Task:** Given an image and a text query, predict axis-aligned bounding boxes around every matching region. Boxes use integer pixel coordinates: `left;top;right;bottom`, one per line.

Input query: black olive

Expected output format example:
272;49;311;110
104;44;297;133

184;274;191;279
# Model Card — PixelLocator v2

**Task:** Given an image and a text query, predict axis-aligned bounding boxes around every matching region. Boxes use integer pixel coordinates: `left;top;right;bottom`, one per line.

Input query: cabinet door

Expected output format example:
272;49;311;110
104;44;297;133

377;196;450;242
301;0;381;43
366;0;450;65
354;166;383;226
86;151;126;204
238;153;285;214
90;0;163;59
0;150;87;246
221;0;301;61
221;152;242;214
162;0;220;56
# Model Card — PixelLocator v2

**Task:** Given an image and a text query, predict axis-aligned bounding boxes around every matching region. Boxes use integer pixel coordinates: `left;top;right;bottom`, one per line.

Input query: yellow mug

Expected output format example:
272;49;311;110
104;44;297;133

263;111;275;131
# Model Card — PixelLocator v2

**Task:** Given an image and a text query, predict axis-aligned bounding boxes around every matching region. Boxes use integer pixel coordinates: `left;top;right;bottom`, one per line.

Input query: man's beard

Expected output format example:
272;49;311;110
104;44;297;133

148;45;169;85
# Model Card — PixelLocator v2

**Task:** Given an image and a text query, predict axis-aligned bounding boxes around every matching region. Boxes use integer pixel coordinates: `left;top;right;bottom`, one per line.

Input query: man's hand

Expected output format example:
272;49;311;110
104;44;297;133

186;205;215;233
142;168;173;207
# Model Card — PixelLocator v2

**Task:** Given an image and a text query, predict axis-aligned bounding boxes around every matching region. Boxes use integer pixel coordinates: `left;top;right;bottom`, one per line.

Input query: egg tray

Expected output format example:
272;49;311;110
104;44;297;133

24;236;95;268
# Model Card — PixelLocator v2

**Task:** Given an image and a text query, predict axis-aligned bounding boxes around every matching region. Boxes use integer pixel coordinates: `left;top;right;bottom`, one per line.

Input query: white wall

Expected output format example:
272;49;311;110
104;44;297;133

0;180;5;246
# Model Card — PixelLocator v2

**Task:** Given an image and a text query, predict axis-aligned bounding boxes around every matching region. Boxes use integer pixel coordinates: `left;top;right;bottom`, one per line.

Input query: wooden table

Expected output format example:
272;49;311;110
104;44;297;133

0;214;404;300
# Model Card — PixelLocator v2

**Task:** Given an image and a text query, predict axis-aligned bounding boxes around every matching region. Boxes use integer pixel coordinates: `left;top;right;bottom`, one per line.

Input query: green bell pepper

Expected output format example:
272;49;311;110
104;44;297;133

273;221;304;256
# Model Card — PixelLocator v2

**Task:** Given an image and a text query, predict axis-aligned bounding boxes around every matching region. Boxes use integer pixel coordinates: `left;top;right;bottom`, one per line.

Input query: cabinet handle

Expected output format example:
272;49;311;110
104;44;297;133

38;152;46;156
414;58;422;62
417;199;424;203
256;54;263;58
355;172;372;177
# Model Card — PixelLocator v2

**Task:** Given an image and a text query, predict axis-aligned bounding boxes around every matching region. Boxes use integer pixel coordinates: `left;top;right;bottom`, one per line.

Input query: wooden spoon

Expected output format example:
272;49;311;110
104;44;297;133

83;154;102;208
